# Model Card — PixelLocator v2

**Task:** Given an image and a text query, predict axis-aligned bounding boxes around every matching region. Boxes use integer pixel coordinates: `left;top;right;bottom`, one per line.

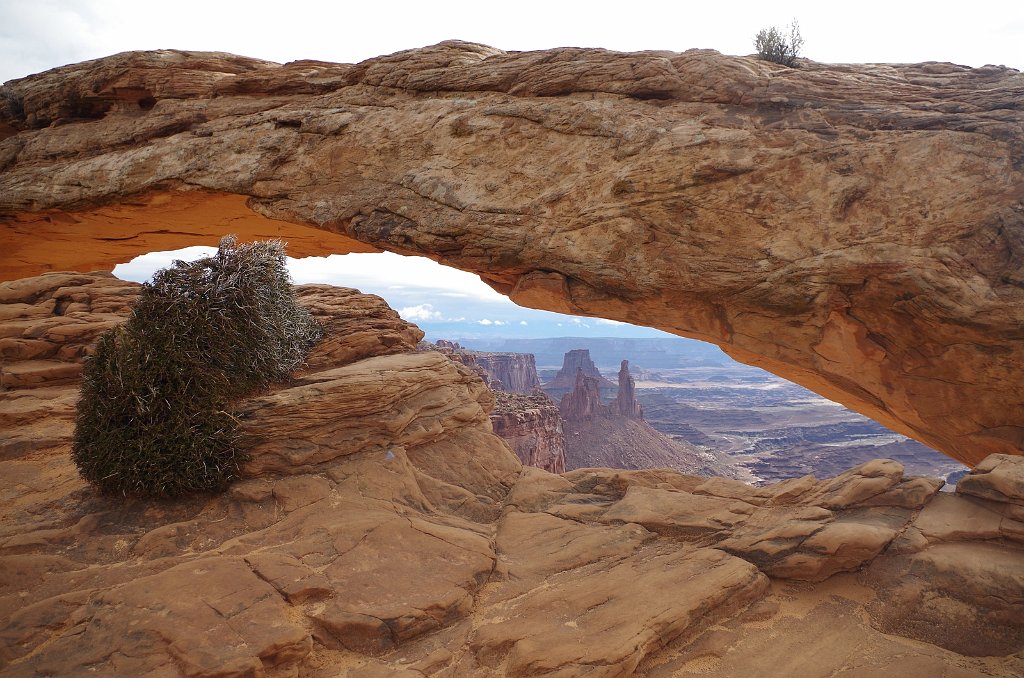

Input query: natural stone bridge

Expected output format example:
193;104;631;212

2;42;1022;466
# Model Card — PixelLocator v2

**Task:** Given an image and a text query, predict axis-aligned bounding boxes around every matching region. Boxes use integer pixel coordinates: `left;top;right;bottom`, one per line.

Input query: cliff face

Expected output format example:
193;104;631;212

1;45;1022;465
544;348;616;400
473;352;541;394
428;340;564;472
1;271;1023;675
431;340;541;394
490;391;566;474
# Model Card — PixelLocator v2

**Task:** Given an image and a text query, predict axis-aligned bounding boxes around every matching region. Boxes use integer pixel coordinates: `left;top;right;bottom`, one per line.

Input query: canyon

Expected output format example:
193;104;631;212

0;42;1023;675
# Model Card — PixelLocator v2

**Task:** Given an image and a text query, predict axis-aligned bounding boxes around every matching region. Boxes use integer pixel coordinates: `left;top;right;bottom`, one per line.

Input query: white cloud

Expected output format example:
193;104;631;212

113;246;215;282
596;318;626;326
478;319;507;326
398;304;442;321
519;320;528;326
287;252;511;304
570;318;591;328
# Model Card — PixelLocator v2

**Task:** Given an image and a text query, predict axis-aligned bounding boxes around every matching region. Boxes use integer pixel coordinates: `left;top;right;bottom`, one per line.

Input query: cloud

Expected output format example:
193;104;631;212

287;252;511;303
477;319;507;326
596;318;626;326
398;304;442;321
570;318;591;328
519;320;528;326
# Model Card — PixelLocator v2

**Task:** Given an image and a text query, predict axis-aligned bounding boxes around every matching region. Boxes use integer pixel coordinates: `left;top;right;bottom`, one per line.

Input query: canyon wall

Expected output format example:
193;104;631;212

490;391;567;474
1;44;1022;465
429;340;564;472
473;353;541;394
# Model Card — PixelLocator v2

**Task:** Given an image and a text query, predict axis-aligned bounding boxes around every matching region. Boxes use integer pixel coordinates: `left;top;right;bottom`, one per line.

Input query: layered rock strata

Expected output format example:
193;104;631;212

473;352;541;394
612;359;643;419
429;340;541;394
0;272;1023;675
544;348;617;399
490;391;567;474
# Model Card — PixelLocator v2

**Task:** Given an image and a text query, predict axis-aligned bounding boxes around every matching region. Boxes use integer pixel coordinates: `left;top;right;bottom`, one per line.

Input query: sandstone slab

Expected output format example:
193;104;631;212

467;547;768;676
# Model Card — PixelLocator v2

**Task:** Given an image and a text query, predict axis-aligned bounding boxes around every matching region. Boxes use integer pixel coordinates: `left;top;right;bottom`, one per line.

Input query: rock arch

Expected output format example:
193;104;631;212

2;42;1022;466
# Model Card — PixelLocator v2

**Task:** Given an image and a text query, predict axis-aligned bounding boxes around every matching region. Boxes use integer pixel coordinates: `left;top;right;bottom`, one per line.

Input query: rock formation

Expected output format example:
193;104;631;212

428;341;565;473
473;352;541;394
430;340;541;394
2;45;1023;466
1;270;1023;675
544;348;617;400
490;391;567;474
558;368;608;420
612;359;643;419
557;359;728;476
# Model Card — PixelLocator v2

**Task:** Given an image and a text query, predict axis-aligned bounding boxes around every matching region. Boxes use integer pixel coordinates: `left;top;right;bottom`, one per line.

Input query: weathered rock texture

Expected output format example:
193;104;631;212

1;271;1023;676
490;391;566;474
430;340;541;394
613;359;643;419
428;341;565;472
1;45;1022;465
473;352;541;394
545;348;617;399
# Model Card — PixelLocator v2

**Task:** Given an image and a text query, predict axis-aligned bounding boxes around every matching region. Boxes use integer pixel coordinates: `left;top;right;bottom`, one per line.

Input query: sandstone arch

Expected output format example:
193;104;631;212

1;42;1022;466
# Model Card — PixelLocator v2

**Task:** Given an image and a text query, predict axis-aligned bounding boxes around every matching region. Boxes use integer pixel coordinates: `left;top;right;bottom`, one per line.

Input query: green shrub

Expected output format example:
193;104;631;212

72;236;323;497
754;20;804;67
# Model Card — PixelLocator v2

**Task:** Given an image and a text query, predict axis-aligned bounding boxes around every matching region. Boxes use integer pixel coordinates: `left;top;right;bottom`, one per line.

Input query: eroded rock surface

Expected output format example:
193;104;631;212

490;391;566;474
1;44;1022;465
1;272;1023;676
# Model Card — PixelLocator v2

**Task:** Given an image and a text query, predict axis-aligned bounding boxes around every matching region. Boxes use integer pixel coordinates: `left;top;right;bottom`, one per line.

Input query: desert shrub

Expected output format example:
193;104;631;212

72;236;322;497
1;87;25;120
754;20;804;67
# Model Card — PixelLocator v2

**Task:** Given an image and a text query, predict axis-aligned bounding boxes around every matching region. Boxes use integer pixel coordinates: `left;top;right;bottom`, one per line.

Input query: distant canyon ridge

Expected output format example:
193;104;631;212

1;42;1022;466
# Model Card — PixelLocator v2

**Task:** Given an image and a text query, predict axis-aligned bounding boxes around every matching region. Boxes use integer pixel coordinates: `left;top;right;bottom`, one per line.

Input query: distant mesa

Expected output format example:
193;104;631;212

431;339;540;394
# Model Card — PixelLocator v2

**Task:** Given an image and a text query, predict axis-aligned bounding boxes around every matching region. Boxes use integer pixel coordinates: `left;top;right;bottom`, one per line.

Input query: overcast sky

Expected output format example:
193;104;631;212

114;248;672;339
3;0;1022;84
10;1;1024;339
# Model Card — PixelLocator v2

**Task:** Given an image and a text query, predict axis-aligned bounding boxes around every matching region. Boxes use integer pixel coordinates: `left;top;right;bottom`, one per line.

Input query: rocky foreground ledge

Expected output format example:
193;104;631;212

0;273;1022;676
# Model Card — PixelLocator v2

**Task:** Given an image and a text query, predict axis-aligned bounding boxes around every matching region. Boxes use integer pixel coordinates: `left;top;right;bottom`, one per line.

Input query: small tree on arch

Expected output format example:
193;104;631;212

754;20;805;67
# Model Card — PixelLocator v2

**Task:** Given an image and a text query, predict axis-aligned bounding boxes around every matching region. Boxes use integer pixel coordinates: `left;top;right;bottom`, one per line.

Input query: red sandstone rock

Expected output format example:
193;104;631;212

3;44;1020;466
545;348;616;399
611;359;643;419
490;391;566;474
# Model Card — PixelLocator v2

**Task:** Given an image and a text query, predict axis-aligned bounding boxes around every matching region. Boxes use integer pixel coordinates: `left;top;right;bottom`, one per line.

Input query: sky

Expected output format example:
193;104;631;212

2;1;1022;84
114;248;672;339
9;1;1024;339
